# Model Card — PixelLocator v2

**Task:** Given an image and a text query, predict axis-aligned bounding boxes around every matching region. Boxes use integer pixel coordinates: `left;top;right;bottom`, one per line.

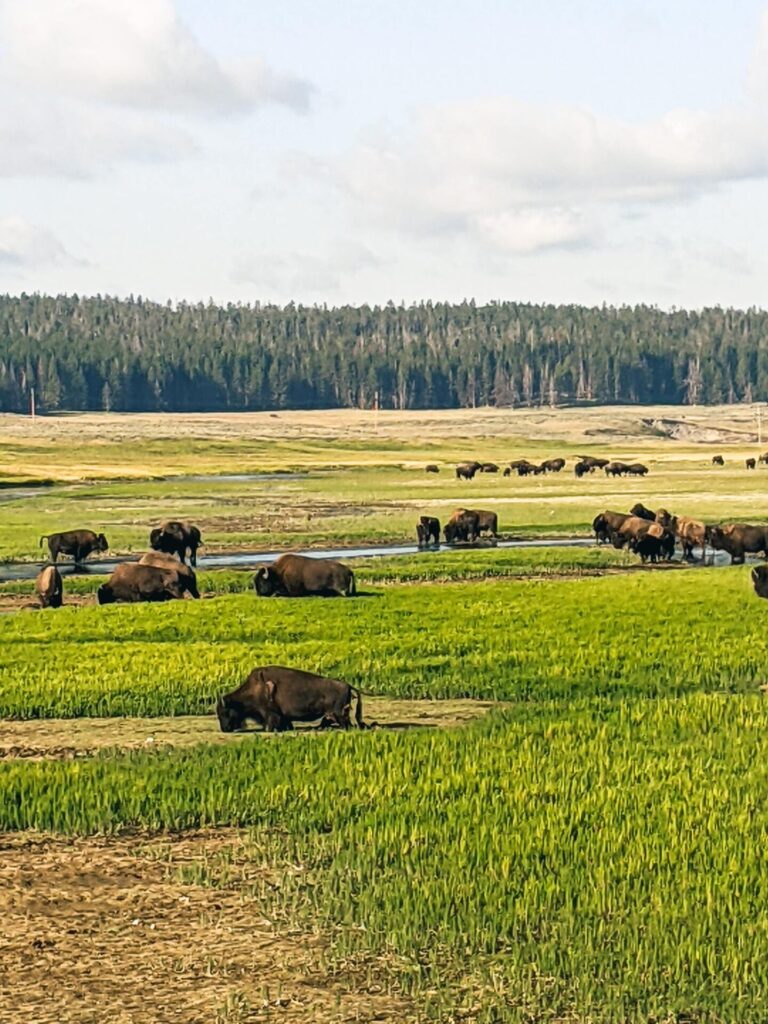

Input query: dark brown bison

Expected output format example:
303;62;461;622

608;516;664;548
707;524;768;565
40;529;108;565
540;458;566;473
574;461;592;478
96;563;191;605
604;461;630;477
253;553;355;597
471;509;498;537
138;552;200;598
759;453;768;465
577;455;610;470
626;463;649;476
35;565;63;608
629;533;663;563
502;467;512;477
711;455;725;466
149;521;202;566
425;464;440;474
481;463;499;473
592;510;633;543
217;665;365;732
746;458;756;470
444;509;480;543
417;515;440;546
629;503;656;521
752;565;768;598
456;462;480;480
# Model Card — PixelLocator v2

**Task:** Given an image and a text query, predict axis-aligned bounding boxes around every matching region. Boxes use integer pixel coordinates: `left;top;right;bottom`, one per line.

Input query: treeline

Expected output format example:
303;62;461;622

1;293;768;412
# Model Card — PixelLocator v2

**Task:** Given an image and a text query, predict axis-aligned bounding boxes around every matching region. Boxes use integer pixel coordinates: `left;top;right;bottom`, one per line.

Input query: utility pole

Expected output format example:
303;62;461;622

30;387;36;419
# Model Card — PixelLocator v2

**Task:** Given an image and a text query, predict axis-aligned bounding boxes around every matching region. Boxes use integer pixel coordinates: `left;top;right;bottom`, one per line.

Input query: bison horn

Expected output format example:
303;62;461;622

752;568;759;583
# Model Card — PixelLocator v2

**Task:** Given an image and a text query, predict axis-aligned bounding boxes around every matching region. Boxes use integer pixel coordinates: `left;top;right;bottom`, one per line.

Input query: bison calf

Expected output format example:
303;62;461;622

217;665;365;732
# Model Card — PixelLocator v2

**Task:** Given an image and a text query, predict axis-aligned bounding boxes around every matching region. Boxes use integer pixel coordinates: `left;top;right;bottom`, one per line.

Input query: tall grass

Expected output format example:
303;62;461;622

2;694;768;1020
0;567;763;718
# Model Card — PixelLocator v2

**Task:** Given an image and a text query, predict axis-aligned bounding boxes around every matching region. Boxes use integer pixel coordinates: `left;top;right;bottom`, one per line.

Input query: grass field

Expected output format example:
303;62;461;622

3;407;768;1022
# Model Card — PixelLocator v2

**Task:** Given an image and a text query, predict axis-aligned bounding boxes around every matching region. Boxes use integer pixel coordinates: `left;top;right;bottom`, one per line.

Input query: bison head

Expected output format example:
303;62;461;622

216;695;245;732
253;565;277;596
706;526;725;548
96;533;109;552
96;584;114;605
149;528;164;551
752;566;768;599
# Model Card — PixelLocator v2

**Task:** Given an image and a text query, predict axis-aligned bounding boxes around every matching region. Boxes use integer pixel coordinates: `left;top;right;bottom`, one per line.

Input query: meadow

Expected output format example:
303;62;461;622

3;407;768;1022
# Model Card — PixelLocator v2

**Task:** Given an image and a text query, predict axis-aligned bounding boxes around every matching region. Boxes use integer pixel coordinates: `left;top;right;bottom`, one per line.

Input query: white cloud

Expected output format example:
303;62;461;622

0;217;81;268
231;244;381;296
338;97;768;254
2;0;311;115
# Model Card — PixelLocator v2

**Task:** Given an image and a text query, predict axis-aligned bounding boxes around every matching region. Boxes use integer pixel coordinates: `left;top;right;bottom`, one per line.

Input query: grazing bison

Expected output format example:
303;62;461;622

481;463;499;473
217;665;365;733
444;509;480;544
502;467;512;477
577;456;610;470
604;461;630;477
508;459;536;476
96;563;189;605
711;455;725;466
417;515;440;547
752;565;768;598
456;462;480;480
627;463;649;476
463;508;498;537
540;458;566;473
40;529;108;565
425;464;440;474
35;565;63;608
138;552;200;598
253;553;355;598
707;524;768;565
746;458;756;470
629;503;656;522
149;521;202;566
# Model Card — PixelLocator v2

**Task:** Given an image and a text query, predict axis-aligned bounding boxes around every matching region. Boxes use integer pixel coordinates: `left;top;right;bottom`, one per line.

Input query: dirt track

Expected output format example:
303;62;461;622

0;830;414;1024
0;698;498;760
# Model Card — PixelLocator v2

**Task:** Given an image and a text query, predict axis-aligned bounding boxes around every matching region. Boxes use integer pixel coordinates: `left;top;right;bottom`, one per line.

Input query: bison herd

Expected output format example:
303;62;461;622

593;504;768;566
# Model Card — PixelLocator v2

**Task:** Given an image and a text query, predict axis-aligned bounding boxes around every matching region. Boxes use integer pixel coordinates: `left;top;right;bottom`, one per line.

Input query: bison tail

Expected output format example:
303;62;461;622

347;574;356;598
39;535;48;548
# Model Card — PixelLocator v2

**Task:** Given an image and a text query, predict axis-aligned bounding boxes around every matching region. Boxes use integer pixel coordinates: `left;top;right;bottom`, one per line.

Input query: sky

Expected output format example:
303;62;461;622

1;0;768;309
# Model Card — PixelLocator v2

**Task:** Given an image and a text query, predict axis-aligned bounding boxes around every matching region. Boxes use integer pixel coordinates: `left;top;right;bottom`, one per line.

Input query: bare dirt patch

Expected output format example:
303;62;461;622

0;698;498;760
0;830;414;1024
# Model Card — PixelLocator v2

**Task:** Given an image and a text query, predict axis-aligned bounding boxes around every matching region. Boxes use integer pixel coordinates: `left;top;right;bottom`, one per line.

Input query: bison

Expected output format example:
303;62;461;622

629;533;663;564
149;521;202;566
746;458;756;470
444;509;480;544
35;565;63;608
40;529;108;565
574;461;592;478
481;463;499;473
253;553;355;598
604;461;630;477
608;516;664;548
752;565;768;598
707;524;768;565
96;563;191;605
417;516;441;547
626;463;649;476
502;467;512;477
216;665;365;732
629;503;656;522
711;455;725;466
425;464;440;474
138;552;200;598
576;456;610;470
456;462;480;480
540;458;566;473
664;515;707;561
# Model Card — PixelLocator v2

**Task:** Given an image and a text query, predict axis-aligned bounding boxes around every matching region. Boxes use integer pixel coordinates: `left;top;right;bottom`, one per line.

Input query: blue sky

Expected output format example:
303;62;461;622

1;0;767;308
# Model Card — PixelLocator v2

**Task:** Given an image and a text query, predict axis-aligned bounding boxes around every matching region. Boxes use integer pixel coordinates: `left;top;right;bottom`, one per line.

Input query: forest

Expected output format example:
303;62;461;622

1;293;767;412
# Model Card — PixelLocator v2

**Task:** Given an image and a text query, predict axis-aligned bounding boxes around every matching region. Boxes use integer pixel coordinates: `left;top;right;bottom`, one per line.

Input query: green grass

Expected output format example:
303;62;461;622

3;693;768;1020
0;565;763;718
